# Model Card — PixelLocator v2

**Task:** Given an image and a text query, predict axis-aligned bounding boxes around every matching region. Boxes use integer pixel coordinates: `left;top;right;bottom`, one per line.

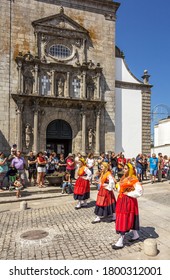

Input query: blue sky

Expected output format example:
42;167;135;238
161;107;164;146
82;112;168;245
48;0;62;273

115;0;170;122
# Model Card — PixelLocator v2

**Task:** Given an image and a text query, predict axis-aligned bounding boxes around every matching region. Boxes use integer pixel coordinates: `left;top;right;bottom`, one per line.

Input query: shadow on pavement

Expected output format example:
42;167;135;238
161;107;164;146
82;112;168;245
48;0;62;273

139;226;159;239
87;200;96;208
123;226;159;247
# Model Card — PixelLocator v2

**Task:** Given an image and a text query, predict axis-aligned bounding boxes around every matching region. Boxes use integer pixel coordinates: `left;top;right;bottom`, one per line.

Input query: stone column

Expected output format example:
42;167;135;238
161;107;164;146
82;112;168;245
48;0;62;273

96;73;101;100
16;103;23;151
82;71;86;99
142;90;151;155
33;103;39;154
80;74;83;99
95;109;101;156
66;71;70;98
34;64;39;95
34;32;38;56
17;61;22;94
83;39;87;62
81;109;86;156
51;70;55;96
141;70;152;155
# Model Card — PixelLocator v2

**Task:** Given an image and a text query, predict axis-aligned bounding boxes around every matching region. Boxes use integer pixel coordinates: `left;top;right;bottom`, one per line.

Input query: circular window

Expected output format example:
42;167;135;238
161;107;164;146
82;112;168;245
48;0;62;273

49;44;71;59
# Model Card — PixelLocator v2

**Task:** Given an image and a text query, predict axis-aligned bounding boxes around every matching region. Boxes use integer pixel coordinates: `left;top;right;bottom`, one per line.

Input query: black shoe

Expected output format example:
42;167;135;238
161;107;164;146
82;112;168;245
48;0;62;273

105;219;113;223
107;218;116;223
75;206;81;210
112;244;123;250
91;220;101;224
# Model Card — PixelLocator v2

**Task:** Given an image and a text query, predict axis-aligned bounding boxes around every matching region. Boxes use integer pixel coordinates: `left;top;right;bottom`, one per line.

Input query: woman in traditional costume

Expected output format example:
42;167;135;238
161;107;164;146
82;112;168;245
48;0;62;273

74;157;92;209
92;162;116;223
112;164;143;250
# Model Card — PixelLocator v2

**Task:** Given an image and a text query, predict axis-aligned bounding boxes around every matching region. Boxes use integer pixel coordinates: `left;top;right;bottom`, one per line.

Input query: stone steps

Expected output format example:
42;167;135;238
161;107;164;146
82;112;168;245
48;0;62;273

0;183;97;204
0;179;153;204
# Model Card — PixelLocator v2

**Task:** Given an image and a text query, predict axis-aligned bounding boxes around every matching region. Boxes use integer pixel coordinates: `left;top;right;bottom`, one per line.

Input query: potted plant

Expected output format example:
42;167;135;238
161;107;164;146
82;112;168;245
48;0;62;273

46;171;65;186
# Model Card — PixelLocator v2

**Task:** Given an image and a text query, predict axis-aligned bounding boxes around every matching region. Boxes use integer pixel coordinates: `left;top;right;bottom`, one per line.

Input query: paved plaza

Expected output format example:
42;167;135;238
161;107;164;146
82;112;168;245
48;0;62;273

0;180;170;260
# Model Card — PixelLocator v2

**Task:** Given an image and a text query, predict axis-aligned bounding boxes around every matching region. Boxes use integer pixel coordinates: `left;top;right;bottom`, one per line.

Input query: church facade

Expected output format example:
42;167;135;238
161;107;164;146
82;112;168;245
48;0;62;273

0;0;152;157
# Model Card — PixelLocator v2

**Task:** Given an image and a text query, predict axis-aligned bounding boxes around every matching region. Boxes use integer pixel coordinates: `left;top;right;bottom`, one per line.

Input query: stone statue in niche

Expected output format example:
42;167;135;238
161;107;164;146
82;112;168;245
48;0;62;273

58;79;64;96
25;124;32;148
25;76;33;95
87;84;94;100
41;35;48;60
86;75;95;99
88;128;95;149
24;69;34;95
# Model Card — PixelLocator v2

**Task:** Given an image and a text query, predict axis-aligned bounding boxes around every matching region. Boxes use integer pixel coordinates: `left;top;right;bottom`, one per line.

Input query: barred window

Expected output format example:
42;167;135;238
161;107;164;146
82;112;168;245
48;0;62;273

72;78;80;98
49;44;71;59
41;75;50;96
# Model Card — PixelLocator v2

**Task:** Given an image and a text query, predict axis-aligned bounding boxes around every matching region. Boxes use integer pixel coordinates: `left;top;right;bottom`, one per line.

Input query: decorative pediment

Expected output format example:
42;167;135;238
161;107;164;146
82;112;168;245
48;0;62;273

31;7;92;65
32;6;88;36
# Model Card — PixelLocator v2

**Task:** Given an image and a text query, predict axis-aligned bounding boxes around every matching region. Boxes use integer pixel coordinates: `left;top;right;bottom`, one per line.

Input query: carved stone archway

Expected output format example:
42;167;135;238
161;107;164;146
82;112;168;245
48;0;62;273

40;109;80;153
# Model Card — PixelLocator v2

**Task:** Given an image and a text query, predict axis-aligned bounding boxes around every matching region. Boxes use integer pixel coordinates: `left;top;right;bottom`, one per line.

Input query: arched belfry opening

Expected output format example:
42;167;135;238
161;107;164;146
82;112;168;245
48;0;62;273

46;119;72;157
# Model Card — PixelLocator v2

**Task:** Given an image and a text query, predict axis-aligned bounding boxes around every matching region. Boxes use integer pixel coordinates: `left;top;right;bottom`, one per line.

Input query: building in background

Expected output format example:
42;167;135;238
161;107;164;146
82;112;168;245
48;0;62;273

0;0;152;157
152;117;170;155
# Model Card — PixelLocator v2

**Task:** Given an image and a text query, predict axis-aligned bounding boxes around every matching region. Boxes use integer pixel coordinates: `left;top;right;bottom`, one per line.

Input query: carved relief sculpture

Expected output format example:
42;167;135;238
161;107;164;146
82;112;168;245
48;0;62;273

23;68;34;95
41;34;48;60
88;128;95;149
58;78;64;96
87;75;95;100
25;124;32;148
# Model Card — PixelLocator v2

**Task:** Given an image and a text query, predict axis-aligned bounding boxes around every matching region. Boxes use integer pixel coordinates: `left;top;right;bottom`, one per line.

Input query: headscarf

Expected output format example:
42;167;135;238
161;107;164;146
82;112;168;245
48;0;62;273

79;157;86;165
119;164;138;197
127;162;136;177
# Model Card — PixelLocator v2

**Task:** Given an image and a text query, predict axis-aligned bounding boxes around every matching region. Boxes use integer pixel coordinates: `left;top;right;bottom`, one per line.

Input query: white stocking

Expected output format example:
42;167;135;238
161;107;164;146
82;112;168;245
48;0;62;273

115;234;124;247
112;213;116;220
76;201;81;208
94;216;100;222
83;200;87;206
132;230;139;240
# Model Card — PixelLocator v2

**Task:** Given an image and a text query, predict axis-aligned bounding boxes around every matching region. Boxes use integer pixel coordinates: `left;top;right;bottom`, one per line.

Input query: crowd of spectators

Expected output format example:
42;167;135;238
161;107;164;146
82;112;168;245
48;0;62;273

0;146;170;195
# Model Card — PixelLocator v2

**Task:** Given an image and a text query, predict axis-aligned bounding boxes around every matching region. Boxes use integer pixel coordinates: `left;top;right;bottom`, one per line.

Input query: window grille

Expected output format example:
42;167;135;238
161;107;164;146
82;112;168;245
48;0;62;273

49;44;71;59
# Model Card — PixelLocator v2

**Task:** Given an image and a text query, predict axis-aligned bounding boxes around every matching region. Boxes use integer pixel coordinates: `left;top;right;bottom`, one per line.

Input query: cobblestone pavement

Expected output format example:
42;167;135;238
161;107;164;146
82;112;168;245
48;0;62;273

0;181;170;260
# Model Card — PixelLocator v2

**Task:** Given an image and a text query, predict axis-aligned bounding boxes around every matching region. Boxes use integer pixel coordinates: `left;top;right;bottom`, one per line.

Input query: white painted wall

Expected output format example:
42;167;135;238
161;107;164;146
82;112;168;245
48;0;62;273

154;118;170;146
116;58;141;84
115;87;142;158
154;125;159;146
152;118;170;156
115;56;142;158
151;145;170;157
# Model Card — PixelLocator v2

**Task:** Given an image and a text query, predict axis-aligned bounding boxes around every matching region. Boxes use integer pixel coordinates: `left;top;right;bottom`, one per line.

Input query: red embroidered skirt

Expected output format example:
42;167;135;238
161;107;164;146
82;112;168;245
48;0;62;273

74;177;90;200
94;186;116;217
116;194;139;234
96;186;116;207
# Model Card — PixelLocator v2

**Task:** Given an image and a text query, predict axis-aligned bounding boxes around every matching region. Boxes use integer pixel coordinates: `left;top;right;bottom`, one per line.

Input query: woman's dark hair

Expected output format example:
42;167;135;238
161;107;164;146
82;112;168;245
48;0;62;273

37;151;43;157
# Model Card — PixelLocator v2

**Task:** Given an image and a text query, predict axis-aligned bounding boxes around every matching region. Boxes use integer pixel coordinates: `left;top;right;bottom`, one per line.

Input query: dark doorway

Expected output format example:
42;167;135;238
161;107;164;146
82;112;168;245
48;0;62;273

46;119;72;157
